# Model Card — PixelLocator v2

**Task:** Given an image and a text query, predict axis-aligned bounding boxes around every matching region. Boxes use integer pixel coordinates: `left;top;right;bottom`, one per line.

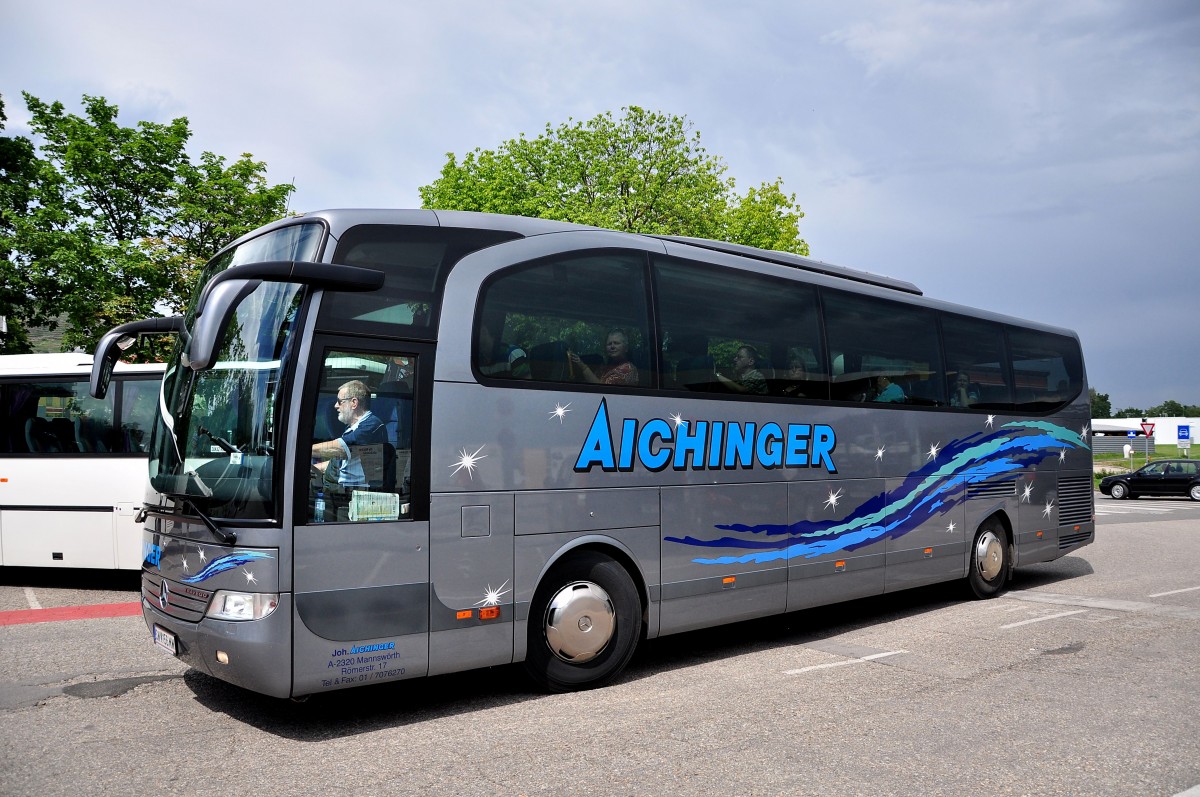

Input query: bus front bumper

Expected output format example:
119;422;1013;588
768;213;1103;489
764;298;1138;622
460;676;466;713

142;595;294;699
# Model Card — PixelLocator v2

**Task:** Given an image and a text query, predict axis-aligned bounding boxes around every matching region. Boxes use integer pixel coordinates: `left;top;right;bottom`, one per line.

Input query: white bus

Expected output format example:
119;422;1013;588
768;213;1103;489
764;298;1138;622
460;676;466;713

0;353;163;570
93;210;1094;698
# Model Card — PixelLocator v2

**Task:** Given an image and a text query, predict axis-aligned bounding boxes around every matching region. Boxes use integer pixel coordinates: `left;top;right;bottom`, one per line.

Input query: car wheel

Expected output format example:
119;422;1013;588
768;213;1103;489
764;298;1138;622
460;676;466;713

1110;482;1128;500
1190;484;1200;502
524;551;641;693
966;518;1011;599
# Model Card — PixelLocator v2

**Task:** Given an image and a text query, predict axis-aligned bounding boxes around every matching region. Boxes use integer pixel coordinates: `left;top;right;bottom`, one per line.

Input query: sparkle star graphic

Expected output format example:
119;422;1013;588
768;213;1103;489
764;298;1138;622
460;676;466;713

1058;449;1067;463
196;546;207;564
1081;423;1090;439
1042;500;1055;519
1020;483;1034;503
823;488;843;511
946;520;957;534
474;580;511;607
926;442;941;461
985;415;996;428
670;412;685;429
244;570;258;585
875;446;886;461
181;557;189;573
450;445;487;477
548;403;572;423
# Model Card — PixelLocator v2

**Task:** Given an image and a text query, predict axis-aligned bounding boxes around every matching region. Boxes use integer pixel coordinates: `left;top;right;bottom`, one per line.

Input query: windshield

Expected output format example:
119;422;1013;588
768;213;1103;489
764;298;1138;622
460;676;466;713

149;222;321;520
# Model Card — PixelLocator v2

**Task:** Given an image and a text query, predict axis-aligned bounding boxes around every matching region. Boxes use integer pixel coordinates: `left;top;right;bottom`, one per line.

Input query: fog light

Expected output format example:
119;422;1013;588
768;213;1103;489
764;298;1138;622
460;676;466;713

205;591;279;621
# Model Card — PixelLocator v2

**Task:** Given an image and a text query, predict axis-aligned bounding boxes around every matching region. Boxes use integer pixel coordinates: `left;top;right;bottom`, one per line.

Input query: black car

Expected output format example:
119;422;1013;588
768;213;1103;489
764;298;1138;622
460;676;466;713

1099;459;1200;501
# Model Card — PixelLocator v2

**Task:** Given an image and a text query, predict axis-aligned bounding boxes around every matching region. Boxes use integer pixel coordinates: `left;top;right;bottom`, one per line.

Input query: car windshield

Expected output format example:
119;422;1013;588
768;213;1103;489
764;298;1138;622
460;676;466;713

148;223;321;520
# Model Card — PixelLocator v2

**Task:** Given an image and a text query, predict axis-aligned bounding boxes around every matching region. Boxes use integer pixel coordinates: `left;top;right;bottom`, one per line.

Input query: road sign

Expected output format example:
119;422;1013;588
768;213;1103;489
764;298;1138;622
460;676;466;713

1180;425;1191;450
1127;430;1137;438
1141;422;1155;437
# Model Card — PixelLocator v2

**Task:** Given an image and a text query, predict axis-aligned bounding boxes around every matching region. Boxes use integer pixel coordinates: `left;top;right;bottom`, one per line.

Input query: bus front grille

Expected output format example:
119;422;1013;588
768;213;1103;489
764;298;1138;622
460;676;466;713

142;572;211;622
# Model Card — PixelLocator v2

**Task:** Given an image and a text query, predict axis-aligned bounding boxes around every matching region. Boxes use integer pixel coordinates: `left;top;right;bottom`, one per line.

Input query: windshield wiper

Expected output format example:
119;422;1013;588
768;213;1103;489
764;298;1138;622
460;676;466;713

141;492;237;546
198;425;240;455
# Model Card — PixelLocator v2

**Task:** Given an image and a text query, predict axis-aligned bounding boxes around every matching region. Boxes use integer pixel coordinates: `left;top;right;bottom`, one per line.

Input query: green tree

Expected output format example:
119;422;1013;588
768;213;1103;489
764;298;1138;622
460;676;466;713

0;95;39;352
1089;388;1112;419
1146;400;1186;417
1;93;293;354
1114;407;1145;419
419;106;808;254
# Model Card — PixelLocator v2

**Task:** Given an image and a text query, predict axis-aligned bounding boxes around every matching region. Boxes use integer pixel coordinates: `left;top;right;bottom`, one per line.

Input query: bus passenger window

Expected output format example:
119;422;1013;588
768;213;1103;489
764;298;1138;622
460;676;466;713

654;256;826;399
823;291;943;406
942;315;1011;410
476;253;651;388
307;350;415;524
1008;328;1083;412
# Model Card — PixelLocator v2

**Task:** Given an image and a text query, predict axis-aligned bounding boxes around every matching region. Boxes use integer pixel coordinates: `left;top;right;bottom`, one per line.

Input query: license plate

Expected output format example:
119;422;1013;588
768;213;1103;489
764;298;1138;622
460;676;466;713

152;625;177;656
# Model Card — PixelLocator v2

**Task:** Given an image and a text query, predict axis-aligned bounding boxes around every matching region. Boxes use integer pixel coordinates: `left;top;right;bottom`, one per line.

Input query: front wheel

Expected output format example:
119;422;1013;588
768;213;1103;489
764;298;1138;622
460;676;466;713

1110;482;1129;500
1190;484;1200;502
966;519;1010;599
524;552;642;693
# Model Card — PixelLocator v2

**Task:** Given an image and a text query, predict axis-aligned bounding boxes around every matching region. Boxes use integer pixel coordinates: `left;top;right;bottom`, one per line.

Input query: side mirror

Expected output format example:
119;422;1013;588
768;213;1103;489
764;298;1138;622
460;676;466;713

183;260;384;372
90;316;184;399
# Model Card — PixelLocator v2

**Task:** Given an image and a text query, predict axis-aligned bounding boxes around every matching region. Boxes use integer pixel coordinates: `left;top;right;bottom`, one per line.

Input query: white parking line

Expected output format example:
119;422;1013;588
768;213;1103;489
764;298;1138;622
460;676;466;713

785;649;907;675
1000;609;1088;629
23;587;42;610
1148;585;1200;598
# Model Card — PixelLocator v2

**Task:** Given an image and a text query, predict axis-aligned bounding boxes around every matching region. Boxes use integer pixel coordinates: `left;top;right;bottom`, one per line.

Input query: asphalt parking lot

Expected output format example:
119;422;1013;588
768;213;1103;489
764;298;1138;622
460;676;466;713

1;497;1198;797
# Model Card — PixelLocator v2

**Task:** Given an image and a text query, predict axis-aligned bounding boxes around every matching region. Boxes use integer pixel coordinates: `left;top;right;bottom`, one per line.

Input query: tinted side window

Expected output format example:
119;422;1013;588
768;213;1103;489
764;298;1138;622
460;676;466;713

942;315;1012;410
1007;327;1083;412
0;376;156;455
323;226;520;339
477;252;652;388
824;292;944;405
654;257;825;399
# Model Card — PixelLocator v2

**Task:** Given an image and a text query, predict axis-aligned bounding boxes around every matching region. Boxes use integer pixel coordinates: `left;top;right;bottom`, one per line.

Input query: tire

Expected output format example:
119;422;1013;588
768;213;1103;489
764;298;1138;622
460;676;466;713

1190;484;1200;502
524;551;641;693
966;519;1010;599
1110;482;1128;500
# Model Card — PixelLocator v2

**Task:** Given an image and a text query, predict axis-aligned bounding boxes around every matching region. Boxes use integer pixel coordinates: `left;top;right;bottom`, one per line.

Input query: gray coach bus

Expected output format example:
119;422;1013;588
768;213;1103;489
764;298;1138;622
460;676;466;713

92;209;1093;699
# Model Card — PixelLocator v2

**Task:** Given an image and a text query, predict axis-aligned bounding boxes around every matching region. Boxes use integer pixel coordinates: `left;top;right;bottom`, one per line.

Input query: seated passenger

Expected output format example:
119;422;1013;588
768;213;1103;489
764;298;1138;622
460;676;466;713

779;350;808;398
569;328;639;386
715;345;768;395
872;374;905;403
950;371;979;407
478;323;530;379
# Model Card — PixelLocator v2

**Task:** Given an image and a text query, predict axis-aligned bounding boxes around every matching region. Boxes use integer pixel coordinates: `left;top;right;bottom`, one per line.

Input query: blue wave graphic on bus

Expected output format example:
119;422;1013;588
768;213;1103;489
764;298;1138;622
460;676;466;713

665;421;1086;566
181;551;274;583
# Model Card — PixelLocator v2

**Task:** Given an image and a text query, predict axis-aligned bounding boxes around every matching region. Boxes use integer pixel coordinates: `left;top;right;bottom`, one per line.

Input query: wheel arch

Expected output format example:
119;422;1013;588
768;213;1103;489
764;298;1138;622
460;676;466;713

531;535;651;630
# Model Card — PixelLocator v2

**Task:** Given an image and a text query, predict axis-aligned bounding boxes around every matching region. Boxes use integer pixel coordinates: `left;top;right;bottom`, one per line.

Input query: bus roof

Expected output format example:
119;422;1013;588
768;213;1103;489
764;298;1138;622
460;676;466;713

0;352;165;377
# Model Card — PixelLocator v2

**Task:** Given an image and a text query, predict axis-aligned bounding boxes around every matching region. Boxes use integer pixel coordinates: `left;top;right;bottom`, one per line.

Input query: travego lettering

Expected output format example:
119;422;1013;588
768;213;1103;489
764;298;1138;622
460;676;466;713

574;400;837;474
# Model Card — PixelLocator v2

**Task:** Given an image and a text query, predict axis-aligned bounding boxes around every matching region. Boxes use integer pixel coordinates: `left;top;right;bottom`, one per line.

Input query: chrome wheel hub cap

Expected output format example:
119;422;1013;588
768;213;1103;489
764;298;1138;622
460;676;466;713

543;581;616;663
976;531;1004;582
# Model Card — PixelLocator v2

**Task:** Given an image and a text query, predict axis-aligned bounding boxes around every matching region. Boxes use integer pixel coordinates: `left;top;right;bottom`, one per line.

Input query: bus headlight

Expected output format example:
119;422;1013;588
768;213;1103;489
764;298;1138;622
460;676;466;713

205;591;279;621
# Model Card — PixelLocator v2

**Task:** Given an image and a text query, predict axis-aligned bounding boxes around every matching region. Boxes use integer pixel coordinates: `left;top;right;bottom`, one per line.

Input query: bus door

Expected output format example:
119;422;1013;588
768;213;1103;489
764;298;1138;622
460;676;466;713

291;340;431;694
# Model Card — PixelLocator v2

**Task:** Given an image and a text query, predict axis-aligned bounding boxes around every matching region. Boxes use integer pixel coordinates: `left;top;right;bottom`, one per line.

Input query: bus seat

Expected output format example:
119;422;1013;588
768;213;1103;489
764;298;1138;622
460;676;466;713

374;381;412;449
528;341;570;381
25;417;62;453
75;417;111;453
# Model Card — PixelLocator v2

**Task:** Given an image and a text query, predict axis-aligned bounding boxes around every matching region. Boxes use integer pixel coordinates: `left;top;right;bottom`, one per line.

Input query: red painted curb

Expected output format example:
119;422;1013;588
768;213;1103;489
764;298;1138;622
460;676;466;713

0;601;143;627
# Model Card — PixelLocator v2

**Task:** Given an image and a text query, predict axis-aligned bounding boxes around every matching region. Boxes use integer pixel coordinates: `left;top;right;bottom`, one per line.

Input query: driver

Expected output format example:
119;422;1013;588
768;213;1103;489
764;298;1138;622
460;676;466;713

311;380;387;491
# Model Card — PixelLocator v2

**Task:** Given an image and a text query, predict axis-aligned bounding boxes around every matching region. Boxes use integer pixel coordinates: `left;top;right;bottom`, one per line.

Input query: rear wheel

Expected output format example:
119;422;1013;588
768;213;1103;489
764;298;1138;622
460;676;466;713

1190;484;1200;502
967;519;1010;599
524;552;641;693
1110;482;1129;500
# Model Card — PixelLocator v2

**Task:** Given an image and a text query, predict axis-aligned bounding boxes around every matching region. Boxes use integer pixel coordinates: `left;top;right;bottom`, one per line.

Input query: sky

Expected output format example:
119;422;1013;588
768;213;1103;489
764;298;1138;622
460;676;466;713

3;0;1197;412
